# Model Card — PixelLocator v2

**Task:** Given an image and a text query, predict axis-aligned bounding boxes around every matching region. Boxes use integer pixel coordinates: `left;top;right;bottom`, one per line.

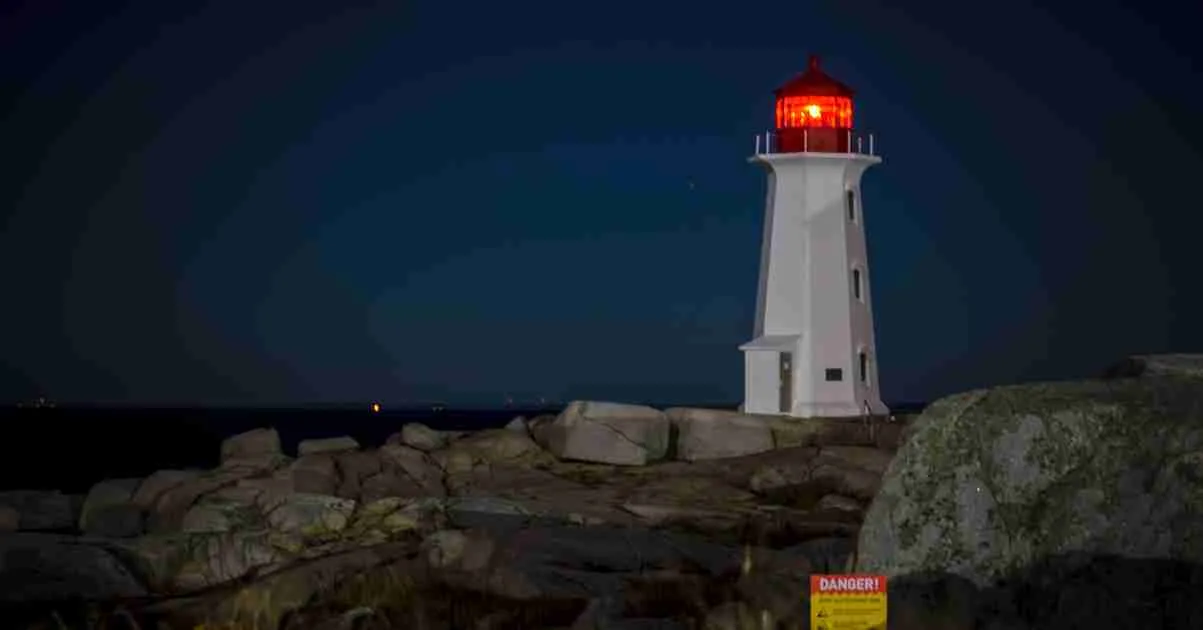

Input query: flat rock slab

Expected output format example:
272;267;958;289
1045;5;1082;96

483;517;740;575
0;490;78;531
0;533;147;602
297;436;360;456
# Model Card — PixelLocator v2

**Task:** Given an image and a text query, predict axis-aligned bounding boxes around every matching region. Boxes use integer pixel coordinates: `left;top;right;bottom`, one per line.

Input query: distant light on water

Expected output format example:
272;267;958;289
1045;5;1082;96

371;402;381;413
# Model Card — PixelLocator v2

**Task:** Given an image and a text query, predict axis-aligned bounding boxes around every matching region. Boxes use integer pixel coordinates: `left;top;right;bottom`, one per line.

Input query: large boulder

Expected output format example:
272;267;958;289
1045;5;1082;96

539;401;670;466
392;422;450;452
180;486;265;534
666;407;773;461
432;430;553;495
144;466;275;534
79;478;144;537
504;415;529;433
287;454;340;495
858;378;1203;590
120;529;286;593
131;469;202;510
343;497;441;543
436;428;548;473
265;493;356;540
220;427;286;468
375;442;445;498
235;476;295;512
332;450;383;499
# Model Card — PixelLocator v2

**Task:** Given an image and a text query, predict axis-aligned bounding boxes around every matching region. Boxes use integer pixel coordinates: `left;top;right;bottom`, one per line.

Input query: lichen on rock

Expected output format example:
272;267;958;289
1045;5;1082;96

858;377;1203;587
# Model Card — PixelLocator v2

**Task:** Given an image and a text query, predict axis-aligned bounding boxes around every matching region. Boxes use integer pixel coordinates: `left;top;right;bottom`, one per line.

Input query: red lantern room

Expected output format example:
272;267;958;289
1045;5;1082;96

772;55;855;153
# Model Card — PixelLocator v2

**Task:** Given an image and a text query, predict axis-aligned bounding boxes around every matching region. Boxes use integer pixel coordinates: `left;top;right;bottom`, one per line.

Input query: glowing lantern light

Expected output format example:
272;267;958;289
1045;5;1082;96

371;402;381;413
772;55;856;153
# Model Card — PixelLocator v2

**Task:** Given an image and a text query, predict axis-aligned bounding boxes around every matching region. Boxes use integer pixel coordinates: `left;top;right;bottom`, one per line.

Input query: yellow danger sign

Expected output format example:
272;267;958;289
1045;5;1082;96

809;574;887;630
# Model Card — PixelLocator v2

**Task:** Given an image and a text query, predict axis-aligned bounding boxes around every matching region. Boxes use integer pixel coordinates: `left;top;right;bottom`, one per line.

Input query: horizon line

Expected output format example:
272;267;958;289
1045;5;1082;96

6;399;931;411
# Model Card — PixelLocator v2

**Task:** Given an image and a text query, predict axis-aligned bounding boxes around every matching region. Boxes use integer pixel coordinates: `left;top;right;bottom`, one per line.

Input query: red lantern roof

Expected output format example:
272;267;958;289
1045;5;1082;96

774;55;855;98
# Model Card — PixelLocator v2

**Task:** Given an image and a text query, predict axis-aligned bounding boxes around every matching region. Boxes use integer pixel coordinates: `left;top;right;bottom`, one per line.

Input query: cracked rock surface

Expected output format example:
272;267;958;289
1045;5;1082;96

858;365;1203;629
0;400;910;629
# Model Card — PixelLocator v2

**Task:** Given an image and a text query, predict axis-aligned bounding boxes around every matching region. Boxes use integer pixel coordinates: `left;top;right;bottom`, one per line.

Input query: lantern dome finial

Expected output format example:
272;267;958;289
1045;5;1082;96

808;54;821;71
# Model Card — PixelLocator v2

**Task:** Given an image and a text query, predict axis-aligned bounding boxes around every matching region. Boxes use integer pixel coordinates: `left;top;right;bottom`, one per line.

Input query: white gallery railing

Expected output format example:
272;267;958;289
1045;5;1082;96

753;130;878;156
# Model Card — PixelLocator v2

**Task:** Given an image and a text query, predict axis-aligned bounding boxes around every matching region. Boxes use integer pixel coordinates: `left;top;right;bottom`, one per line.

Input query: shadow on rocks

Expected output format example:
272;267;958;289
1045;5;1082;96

282;583;589;630
886;552;1203;630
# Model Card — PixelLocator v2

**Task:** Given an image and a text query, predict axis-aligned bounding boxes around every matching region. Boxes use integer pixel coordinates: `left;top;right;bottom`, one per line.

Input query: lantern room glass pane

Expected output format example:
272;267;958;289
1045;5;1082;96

774;95;853;129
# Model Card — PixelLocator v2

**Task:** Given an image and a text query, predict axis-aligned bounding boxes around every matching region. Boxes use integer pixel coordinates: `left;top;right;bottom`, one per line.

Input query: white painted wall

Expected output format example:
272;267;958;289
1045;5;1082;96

740;151;887;418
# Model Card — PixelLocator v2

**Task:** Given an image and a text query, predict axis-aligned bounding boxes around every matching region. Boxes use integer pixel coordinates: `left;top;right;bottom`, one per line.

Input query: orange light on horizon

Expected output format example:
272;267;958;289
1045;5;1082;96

371;402;381;413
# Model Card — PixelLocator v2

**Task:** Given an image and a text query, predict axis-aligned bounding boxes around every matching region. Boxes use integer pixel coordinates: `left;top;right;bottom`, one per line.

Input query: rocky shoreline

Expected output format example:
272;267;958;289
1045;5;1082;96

1;402;906;629
2;355;1203;629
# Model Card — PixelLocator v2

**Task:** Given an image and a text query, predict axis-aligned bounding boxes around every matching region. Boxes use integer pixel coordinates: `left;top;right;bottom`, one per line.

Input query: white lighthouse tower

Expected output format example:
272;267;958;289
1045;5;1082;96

740;55;887;418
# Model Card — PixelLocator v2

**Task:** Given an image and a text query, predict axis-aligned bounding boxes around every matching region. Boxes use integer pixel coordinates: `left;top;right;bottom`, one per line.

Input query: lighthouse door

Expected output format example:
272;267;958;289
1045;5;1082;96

778;352;793;413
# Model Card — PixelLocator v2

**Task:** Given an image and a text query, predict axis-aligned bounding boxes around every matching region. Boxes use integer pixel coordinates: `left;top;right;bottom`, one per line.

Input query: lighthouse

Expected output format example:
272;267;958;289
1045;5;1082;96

739;55;887;418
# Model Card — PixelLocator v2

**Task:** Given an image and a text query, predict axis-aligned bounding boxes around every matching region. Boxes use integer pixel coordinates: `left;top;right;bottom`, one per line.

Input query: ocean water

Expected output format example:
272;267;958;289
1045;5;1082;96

0;400;926;493
0;406;551;492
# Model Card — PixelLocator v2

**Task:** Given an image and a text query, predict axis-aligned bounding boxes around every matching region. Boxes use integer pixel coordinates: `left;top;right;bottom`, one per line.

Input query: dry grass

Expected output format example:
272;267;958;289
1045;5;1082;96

9;503;864;630
19;549;786;630
22;591;778;630
17;513;835;630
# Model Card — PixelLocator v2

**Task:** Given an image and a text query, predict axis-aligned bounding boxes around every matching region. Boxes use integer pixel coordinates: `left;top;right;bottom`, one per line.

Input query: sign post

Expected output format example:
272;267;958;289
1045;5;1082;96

809;574;888;630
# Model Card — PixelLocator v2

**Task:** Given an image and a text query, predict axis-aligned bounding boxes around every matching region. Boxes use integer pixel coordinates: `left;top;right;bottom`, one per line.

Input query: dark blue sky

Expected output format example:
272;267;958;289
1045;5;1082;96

1;0;1200;406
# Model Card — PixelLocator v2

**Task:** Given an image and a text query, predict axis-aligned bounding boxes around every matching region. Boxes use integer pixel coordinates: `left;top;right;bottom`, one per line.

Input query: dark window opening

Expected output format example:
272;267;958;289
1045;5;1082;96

825;368;843;382
846;190;857;223
858;351;868;383
780;353;793;413
852;268;863;301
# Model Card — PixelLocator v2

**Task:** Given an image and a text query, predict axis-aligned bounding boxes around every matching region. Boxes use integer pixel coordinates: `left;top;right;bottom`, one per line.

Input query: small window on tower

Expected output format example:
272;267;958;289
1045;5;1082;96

825;368;843;382
852;268;863;301
846;190;857;223
858;351;868;383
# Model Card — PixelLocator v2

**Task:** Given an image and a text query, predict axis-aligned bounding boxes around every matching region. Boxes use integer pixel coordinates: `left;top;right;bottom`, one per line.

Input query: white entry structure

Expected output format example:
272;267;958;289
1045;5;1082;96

740;55;887;418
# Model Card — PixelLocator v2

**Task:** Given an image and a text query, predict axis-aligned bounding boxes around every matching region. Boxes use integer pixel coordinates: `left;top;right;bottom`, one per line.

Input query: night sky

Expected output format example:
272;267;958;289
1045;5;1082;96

2;0;1200;407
